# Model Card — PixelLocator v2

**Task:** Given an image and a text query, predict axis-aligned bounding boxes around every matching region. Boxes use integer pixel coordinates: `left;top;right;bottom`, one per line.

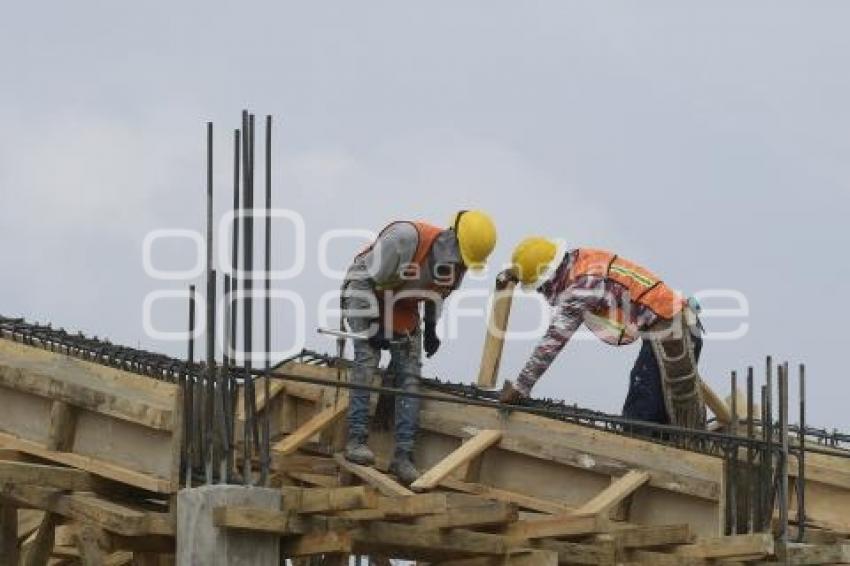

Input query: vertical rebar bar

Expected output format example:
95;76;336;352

230;127;241;482
746;366;755;533
261;114;272;485
185;284;196;487
204;122;216;486
241;110;254;484
763;355;774;531
797;363;806;541
729;370;738;535
759;384;768;531
205;269;217;484
779;362;789;544
220;273;232;483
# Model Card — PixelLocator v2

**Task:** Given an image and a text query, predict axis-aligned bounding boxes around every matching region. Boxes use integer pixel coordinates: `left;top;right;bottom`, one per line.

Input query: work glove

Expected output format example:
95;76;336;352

368;333;392;351
496;268;518;290
423;322;441;358
499;380;524;405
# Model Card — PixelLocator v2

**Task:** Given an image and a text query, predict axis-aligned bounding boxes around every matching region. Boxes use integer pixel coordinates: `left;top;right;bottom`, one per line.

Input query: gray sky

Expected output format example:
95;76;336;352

2;1;848;429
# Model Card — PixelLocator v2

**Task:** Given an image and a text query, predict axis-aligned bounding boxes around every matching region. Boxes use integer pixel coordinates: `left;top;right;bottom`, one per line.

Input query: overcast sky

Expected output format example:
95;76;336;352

2;2;848;430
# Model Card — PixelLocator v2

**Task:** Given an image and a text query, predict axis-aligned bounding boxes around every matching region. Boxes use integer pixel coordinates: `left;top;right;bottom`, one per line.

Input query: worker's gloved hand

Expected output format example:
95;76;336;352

499;380;524;404
423;322;440;358
367;325;392;351
496;268;518;290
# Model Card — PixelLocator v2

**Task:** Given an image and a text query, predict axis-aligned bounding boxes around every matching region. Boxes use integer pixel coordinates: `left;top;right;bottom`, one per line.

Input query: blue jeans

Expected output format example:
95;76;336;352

622;331;703;424
347;330;422;455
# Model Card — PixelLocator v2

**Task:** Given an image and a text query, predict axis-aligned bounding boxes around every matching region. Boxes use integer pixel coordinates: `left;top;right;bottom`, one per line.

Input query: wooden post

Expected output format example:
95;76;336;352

0;503;18;565
46;401;76;452
477;280;516;388
22;512;57;566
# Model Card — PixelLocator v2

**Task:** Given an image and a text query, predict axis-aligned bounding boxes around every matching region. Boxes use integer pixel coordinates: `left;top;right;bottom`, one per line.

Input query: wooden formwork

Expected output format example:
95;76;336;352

0;337;848;564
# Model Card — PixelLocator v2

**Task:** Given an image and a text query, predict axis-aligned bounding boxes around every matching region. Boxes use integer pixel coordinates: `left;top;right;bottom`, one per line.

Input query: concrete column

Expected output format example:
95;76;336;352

177;485;280;566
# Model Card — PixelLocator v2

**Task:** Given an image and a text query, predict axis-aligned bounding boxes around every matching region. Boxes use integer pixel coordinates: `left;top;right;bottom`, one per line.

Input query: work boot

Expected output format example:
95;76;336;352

344;439;375;466
389;452;420;486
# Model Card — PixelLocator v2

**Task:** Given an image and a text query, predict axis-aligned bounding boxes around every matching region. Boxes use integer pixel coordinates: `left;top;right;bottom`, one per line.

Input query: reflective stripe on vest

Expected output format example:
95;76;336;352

569;248;684;345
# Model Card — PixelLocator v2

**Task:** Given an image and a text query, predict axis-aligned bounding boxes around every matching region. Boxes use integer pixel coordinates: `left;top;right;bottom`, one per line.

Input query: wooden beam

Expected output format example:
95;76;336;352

333;454;413;497
213;506;300;535
21;512;57;566
477;280;516;388
75;525;109;566
503;513;605;542
47;401;76;452
700;381;731;425
1;484;174;537
436;549;559;566
415;501;518;530
281;486;378;515
0;461;96;491
0;502;18;565
273;403;347;456
411;430;503;491
574;470;650;516
440;478;574;515
0;431;174;494
0;340;176;431
594;523;693;548
533;539;616;565
673;533;774;559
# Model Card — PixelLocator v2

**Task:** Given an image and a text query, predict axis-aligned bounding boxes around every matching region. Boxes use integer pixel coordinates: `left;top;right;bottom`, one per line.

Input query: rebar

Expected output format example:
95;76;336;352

779;362;790;544
728;370;738;535
261;114;273;485
797;363;806;541
184;284;196;487
746;366;755;533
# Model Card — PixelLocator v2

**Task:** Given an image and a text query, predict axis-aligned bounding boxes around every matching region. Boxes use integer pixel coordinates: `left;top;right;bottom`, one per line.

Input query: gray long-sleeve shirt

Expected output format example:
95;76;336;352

343;222;462;332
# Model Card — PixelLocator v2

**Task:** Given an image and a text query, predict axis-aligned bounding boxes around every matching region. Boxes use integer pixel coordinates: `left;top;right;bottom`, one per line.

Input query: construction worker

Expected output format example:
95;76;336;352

499;238;705;428
342;211;497;484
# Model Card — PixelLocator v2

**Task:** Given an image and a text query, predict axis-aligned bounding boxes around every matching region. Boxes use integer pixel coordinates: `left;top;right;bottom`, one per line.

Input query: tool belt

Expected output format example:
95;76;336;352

647;312;706;430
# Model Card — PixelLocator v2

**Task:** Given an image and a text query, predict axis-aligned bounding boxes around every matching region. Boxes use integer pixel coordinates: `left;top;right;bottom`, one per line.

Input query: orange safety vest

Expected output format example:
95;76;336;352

356;221;456;334
568;248;685;345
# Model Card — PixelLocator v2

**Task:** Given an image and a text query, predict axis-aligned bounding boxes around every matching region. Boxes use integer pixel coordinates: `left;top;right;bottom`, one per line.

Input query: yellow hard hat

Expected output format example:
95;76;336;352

452;210;497;271
511;236;566;290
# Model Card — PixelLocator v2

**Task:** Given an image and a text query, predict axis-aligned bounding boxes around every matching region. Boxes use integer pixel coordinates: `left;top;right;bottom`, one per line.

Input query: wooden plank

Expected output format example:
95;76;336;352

673;533;774;559
213;506;299;535
0;461;96;491
1;484;174;537
75;525;108;566
0;340;176;431
273;403;347;456
333;454;414;497
281;530;352;557
22;512;57;566
0;502;18;565
477;280;516;388
437;549;559;566
412;430;503;491
287;472;339;488
533;539;616;565
575;470;650;516
778;542;850;565
700;381;731;425
415;501;518;530
594;523;693;548
47;401;76;451
440;478;575;515
281;486;378;514
503;513;605;542
0;431;173;493
349;521;508;558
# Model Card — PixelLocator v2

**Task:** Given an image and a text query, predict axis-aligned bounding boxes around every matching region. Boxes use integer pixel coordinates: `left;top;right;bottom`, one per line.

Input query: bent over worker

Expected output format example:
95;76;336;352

342;211;497;484
499;238;705;428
